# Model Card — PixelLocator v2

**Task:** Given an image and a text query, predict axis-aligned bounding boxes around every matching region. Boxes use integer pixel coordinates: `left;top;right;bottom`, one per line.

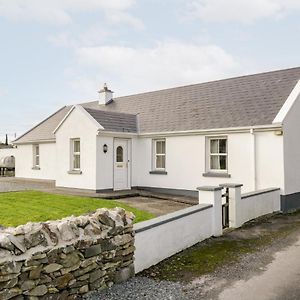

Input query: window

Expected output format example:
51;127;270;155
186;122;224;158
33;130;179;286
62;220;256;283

153;139;166;170
116;146;123;162
33;145;40;168
71;139;81;170
208;137;227;172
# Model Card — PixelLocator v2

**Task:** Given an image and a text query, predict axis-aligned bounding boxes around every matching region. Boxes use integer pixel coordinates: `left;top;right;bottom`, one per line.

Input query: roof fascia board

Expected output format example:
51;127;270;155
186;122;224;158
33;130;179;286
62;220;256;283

15;124;282;143
53;106;75;134
273;80;300;124
13;139;56;145
53;105;104;134
97;131;138;138
138;124;282;138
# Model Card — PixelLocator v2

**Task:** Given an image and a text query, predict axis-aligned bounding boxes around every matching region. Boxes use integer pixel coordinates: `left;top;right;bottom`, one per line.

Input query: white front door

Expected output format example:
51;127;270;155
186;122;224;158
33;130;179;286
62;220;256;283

113;139;131;191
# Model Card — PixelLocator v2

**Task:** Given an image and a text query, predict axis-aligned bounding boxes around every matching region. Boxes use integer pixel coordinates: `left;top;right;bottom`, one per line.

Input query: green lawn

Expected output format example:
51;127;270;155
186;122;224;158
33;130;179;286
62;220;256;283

0;191;154;227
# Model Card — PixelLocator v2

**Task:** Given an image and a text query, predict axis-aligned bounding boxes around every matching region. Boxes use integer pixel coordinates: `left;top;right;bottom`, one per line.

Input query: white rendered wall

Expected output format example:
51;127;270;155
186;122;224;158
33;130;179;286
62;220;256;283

55;108;98;190
236;188;281;227
255;131;284;191
134;204;213;273
14;143;56;180
132;131;284;194
282;94;300;195
96;136;114;190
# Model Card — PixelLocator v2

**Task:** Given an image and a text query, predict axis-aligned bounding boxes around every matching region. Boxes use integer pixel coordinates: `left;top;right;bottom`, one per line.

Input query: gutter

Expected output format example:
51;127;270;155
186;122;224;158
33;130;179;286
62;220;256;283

138;124;282;138
13;139;56;145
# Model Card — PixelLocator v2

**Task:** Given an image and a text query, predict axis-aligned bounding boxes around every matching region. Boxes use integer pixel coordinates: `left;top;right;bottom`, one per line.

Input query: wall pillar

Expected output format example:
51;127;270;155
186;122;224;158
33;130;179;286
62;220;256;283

219;183;243;228
197;186;223;236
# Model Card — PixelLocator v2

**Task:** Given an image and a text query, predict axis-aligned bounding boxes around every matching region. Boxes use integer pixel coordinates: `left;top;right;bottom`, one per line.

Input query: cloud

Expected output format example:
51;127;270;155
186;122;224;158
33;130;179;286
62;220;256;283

47;25;114;48
186;0;300;23
72;40;245;97
0;0;140;26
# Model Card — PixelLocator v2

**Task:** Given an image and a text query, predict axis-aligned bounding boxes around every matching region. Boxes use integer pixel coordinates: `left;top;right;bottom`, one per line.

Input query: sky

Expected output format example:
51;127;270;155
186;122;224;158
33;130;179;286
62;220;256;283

1;0;300;142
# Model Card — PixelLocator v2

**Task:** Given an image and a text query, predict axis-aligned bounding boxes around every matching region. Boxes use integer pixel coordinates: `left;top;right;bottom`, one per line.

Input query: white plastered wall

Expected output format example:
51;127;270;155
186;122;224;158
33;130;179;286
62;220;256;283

55;108;98;190
132;131;284;193
255;131;284;191
15;143;56;180
282;94;300;195
96;135;114;190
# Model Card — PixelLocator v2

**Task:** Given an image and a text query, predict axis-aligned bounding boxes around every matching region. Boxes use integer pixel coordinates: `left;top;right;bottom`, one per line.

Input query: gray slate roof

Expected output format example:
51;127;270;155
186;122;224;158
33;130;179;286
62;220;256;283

15;67;300;143
15;106;71;143
83;108;138;133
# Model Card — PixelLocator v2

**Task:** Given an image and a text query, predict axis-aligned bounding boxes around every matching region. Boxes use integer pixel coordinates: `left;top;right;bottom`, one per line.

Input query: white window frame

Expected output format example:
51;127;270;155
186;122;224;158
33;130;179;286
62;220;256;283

153;139;166;170
71;139;81;171
33;144;40;168
207;137;228;173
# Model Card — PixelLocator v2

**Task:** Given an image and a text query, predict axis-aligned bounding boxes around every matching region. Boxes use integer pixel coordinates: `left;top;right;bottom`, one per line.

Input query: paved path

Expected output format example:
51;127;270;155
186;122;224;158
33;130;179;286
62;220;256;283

117;197;190;216
219;233;300;300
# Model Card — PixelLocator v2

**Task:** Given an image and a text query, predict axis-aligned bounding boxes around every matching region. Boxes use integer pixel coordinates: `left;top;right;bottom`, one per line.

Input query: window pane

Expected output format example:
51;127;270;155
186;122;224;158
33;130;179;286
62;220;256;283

36;156;40;166
74;155;80;169
161;155;165;169
36;146;39;155
156;155;165;169
219;139;227;154
161;141;165;154
74;140;80;153
210;155;220;169
210;140;218;153
156;141;162;154
116;146;123;162
220;156;227;170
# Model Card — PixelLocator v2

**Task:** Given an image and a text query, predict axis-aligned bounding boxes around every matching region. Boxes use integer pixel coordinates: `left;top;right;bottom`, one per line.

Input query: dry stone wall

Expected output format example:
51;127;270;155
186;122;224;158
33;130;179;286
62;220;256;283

0;208;135;299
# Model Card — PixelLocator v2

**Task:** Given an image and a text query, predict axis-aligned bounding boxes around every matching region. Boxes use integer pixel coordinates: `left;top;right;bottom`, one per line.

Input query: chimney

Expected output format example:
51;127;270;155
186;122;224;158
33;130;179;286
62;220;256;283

98;83;113;105
5;134;8;145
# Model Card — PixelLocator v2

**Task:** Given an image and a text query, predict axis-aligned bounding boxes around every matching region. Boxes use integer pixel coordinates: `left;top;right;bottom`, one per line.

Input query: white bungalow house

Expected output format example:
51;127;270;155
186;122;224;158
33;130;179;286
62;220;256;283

11;67;300;211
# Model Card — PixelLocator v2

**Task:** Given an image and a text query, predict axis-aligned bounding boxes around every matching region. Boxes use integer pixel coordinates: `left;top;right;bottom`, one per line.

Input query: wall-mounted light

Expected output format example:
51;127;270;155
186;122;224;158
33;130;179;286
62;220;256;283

274;130;283;136
103;144;108;153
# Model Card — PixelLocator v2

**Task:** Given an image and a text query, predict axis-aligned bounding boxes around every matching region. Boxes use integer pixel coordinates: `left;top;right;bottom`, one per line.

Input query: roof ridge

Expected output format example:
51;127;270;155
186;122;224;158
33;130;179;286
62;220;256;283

112;66;300;100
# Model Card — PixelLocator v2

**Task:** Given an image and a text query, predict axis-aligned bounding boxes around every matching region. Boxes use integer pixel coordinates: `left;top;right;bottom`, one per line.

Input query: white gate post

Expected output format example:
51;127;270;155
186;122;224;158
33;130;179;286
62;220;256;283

197;186;223;237
219;183;243;228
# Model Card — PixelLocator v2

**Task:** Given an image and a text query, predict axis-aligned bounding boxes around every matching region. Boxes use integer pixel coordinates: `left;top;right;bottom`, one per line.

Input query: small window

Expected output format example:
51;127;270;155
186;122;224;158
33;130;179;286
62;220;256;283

116;146;123;162
208;137;227;172
153;139;166;170
33;145;40;168
71;139;81;170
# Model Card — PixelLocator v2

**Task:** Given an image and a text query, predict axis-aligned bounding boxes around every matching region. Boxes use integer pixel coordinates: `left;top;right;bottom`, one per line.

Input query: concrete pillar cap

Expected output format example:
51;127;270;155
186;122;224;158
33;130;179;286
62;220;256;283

219;183;243;188
197;186;223;191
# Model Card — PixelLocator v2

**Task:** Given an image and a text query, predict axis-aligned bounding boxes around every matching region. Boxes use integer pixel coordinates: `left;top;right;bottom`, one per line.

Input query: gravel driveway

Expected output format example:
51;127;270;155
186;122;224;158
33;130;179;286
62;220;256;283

85;277;188;300
0;177;54;192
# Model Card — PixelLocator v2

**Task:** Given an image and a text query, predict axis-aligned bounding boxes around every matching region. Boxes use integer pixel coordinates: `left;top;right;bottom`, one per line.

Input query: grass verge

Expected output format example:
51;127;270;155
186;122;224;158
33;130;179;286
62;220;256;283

0;190;155;227
141;213;300;282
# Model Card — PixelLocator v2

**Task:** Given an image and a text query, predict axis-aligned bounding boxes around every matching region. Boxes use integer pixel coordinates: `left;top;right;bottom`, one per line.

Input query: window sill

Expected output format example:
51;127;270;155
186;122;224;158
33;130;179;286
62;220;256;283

32;167;40;170
202;172;231;178
68;170;82;175
149;170;168;175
